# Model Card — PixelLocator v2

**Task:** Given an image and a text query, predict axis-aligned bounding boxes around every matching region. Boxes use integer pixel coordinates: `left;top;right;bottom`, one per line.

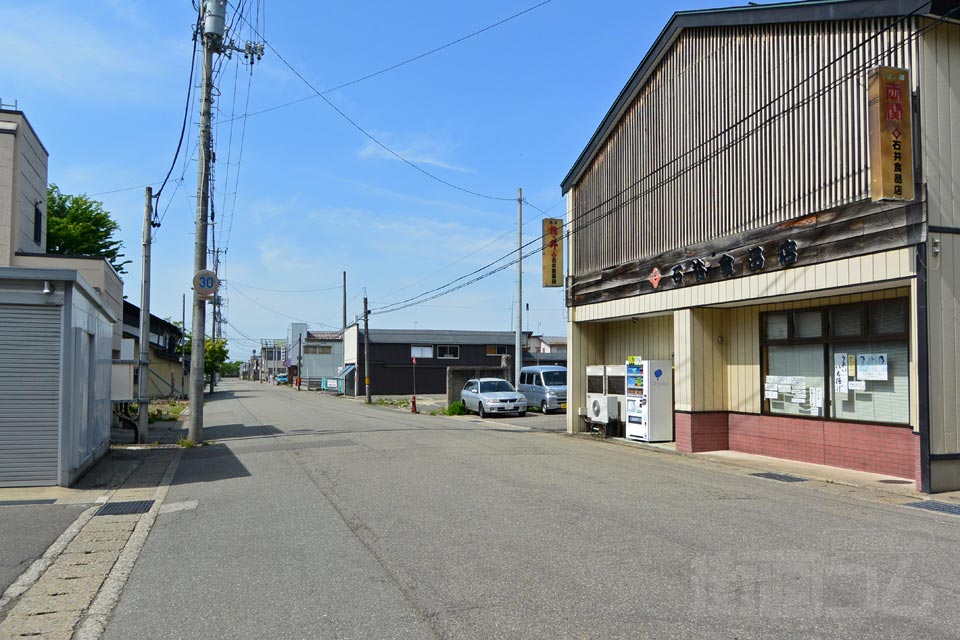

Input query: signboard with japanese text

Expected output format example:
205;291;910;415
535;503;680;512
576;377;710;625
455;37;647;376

868;66;914;202
541;218;563;287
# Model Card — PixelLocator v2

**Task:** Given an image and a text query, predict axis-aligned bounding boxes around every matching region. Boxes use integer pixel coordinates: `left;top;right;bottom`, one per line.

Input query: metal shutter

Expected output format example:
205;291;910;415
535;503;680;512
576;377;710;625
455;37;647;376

0;305;61;487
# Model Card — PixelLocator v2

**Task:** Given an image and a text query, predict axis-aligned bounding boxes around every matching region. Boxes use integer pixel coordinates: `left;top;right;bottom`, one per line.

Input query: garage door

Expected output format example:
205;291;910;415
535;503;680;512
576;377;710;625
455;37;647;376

0;305;61;487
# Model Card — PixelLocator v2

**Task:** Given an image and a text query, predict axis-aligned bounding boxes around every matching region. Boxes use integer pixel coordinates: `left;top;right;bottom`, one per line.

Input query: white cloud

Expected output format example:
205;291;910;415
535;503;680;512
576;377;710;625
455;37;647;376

357;133;472;173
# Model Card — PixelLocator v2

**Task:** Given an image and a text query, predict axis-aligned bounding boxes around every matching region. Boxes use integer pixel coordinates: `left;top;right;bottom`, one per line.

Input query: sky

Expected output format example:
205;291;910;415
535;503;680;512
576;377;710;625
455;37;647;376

1;0;737;358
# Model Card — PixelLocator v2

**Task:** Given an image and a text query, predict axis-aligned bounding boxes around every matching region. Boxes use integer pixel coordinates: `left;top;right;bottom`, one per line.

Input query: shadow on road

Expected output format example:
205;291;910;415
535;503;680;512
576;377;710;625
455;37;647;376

172;444;252;486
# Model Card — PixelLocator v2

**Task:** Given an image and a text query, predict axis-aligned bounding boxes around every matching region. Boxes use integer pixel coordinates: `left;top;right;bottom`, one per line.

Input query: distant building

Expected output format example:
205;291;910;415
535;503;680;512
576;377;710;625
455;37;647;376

285;323;343;388
121;301;188;400
342;326;529;397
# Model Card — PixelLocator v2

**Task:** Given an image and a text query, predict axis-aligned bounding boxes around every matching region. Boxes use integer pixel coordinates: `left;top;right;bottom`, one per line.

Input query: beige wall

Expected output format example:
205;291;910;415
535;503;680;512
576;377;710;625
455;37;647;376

13;255;123;353
0;113;48;266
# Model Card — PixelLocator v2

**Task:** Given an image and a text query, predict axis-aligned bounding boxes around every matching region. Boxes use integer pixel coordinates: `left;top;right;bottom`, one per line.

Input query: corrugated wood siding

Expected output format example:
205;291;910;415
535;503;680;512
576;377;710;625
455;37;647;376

921;20;960;228
566;320;605;433
572;18;921;276
0;305;61;487
603;315;673;365
927;235;960;455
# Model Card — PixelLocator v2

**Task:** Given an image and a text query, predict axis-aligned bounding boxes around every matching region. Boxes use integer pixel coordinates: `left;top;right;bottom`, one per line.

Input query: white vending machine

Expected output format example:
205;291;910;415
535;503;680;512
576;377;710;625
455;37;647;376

624;357;673;442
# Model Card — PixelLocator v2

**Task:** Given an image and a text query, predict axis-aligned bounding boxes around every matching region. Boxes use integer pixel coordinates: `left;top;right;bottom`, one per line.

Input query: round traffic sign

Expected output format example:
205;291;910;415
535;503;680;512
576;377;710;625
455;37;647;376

193;269;219;300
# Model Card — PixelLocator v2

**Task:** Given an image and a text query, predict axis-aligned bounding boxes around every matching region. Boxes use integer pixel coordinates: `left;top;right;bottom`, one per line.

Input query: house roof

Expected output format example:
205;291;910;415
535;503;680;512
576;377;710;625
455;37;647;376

123;300;182;337
306;330;343;342
560;0;957;193
363;329;531;345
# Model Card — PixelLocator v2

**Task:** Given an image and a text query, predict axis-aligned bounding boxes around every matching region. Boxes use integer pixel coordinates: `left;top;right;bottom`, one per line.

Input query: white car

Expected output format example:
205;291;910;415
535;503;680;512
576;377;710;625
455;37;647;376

461;378;527;418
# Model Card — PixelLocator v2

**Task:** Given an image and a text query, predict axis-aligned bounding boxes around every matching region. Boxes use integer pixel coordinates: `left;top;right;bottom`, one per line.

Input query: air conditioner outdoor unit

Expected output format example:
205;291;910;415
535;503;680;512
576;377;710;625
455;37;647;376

586;393;618;424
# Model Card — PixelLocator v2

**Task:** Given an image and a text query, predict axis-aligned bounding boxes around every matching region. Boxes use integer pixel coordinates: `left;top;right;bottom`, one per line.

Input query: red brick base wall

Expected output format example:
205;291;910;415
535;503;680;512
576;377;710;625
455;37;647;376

675;411;918;480
675;412;729;453
728;414;916;479
914;432;923;488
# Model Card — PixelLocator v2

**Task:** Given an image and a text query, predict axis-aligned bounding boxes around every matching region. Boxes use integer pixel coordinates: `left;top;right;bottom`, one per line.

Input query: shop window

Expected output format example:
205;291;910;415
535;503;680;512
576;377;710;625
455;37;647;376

762;298;909;425
766;344;825;418
830;307;862;336
795;311;822;339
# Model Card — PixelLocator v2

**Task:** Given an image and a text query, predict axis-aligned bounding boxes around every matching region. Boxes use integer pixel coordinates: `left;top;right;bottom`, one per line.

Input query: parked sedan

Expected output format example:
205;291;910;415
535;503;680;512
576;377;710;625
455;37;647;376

461;378;527;418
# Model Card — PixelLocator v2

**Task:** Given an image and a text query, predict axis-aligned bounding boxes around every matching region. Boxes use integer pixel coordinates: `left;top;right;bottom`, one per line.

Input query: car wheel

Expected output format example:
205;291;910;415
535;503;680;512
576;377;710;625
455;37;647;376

478;403;486;418
540;400;549;414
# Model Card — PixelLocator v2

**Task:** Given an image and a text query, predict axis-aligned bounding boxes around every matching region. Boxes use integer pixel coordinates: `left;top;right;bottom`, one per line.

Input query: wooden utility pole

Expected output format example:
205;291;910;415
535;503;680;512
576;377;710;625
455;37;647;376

364;294;371;404
188;1;223;444
297;335;302;391
515;187;523;386
137;186;154;444
342;271;347;333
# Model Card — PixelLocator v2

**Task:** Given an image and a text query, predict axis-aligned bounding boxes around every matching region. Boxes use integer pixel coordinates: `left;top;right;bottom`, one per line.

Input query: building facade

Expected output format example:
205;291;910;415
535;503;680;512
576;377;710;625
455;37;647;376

285;323;344;388
342;326;527;397
562;0;960;492
0;108;118;486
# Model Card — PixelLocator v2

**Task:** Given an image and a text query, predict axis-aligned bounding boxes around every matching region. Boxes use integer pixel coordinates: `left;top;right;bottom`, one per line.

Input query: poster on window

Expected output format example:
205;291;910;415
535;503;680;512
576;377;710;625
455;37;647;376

834;353;849;393
857;353;888;381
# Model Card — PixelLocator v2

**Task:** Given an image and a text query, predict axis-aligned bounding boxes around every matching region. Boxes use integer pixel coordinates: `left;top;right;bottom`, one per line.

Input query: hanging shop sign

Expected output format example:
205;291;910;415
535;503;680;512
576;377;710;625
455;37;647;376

541;218;563;287
868;66;914;202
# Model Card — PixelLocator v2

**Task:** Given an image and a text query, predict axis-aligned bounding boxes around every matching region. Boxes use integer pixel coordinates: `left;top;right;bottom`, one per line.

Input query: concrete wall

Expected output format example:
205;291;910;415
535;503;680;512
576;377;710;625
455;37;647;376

0;112;48;266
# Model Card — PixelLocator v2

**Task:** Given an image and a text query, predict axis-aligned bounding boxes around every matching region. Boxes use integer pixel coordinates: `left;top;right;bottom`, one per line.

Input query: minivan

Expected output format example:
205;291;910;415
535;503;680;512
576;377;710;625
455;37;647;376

518;365;567;413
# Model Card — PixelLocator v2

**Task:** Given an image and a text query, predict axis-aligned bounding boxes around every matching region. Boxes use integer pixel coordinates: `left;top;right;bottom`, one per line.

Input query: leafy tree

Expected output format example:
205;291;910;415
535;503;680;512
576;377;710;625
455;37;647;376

220;361;243;377
46;184;130;274
182;334;230;393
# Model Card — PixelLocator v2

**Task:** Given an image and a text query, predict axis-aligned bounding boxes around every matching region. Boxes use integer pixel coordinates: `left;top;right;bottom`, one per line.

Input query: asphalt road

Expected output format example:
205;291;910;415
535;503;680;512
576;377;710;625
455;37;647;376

0;503;88;596
103;381;960;639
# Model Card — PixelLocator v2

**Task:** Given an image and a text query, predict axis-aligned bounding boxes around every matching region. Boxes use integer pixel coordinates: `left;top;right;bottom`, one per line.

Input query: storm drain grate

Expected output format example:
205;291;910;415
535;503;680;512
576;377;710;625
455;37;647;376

0;499;57;506
95;500;154;516
906;500;960;517
749;471;808;483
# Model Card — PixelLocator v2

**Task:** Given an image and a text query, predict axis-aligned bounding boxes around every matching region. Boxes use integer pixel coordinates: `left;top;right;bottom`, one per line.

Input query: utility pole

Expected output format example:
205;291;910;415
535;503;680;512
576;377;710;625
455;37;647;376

188;1;221;444
137;186;154;444
187;0;263;442
515;187;523;387
363;294;371;404
297;335;302;391
180;293;186;398
342;271;347;333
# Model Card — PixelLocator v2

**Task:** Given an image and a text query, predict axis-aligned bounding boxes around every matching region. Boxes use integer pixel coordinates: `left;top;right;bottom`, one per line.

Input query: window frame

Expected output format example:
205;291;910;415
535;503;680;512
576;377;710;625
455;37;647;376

760;298;910;427
411;344;433;359
486;345;509;356
33;201;42;244
436;344;459;359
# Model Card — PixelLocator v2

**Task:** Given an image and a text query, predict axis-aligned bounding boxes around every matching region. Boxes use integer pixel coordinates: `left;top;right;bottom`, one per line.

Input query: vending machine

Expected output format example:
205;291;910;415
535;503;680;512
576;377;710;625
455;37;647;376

624;357;673;442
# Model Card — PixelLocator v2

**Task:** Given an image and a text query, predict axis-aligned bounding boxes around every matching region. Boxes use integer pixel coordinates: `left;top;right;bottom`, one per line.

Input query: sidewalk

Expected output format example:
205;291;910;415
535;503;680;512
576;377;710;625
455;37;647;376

0;446;181;640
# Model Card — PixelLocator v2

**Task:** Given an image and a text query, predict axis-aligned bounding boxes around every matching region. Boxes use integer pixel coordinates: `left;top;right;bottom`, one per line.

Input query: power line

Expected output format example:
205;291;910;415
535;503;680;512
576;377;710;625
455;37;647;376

154;3;203;217
223;0;554;124
234;13;515;202
371;7;942;316
229;280;344;293
230;285;340;327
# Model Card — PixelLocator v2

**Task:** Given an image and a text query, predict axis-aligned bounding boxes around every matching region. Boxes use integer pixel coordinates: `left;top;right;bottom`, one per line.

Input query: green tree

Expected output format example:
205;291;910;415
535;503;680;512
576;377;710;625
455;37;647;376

183;333;230;392
46;184;130;274
220;360;243;377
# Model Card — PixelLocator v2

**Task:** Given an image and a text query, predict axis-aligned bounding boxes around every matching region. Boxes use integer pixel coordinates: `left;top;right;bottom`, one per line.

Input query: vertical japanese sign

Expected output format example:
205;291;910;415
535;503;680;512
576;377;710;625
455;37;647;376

541;218;563;287
868;66;914;202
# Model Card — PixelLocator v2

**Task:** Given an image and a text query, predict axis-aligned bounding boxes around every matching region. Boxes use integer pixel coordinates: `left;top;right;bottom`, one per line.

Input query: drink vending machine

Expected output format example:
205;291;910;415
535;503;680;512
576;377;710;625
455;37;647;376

624;357;673;442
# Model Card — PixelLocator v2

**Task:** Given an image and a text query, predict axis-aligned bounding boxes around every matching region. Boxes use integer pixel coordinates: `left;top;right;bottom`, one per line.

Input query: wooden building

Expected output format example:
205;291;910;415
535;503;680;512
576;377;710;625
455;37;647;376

342;326;527;397
561;0;960;492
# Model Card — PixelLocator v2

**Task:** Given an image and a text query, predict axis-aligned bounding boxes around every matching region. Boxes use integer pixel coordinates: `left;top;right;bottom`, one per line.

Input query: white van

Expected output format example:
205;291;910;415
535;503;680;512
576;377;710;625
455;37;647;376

518;366;567;413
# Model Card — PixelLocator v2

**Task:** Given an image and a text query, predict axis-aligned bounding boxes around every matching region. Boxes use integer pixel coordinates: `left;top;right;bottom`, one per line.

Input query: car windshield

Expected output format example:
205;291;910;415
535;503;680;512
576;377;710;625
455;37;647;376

480;380;515;393
541;371;566;386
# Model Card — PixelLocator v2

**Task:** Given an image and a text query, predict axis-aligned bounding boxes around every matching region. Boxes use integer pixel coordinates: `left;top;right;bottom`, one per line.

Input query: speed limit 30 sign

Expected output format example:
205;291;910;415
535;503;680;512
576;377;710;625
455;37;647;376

193;269;220;300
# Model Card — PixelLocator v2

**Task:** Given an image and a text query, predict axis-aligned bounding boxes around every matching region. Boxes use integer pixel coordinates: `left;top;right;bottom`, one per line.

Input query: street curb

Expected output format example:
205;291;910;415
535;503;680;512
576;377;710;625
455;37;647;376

73;449;183;640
